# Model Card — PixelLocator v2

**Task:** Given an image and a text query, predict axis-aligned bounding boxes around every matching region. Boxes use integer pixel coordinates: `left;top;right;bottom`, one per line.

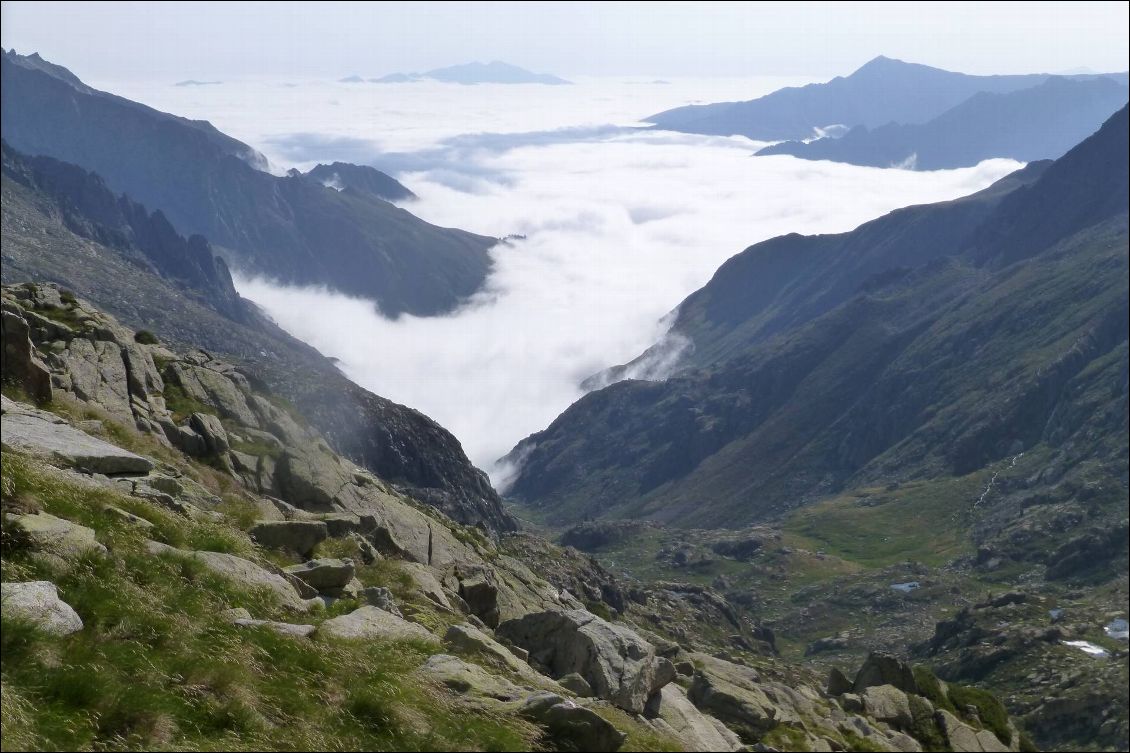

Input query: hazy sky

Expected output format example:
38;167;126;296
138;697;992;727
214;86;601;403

2;1;1127;80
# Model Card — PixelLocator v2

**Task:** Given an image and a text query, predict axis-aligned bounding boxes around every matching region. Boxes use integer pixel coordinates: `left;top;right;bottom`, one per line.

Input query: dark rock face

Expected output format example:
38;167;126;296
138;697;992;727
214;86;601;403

852;652;919;694
1;143;248;322
1;50;496;317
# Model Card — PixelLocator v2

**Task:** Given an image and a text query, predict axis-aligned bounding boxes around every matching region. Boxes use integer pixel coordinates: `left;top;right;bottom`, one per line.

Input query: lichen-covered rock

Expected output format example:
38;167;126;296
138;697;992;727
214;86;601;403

284;558;355;594
1;397;153;474
520;692;626;752
656;683;743;751
248;520;327;557
232;618;316;638
496;608;671;714
861;685;913;730
319;606;435;641
6;511;107;558
0;581;83;635
188;412;228;454
419;654;525;701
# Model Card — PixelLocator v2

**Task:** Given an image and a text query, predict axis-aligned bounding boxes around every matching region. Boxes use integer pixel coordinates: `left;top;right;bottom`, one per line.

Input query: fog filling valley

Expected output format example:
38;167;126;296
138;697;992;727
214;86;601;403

118;76;1023;482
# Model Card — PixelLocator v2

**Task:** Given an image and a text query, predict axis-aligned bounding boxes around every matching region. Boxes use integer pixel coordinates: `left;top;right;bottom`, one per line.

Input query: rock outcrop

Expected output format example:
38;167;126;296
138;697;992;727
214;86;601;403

496;608;673;714
0;580;84;635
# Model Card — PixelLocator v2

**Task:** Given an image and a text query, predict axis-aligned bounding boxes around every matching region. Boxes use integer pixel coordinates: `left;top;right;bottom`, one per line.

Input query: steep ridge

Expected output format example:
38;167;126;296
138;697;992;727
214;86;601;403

304;162;417;202
1;49;496;317
506;107;1128;530
757;75;1129;169
0;143;513;533
647;55;1128;141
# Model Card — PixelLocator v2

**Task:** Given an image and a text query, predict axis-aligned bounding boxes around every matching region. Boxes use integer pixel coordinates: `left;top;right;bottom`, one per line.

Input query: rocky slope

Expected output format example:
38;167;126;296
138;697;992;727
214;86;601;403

757;76;1128;169
0;142;511;533
504;107;1129;751
506;107;1128;530
1;49;496;317
1;283;1028;752
646;55;1128;141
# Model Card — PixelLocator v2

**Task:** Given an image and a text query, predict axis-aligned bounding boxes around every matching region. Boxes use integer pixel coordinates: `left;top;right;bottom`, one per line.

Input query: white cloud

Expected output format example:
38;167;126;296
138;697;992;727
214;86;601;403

136;76;1022;482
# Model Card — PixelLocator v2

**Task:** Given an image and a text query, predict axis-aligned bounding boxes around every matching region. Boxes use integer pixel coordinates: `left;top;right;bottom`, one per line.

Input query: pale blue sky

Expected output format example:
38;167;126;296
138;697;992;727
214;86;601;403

2;1;1128;80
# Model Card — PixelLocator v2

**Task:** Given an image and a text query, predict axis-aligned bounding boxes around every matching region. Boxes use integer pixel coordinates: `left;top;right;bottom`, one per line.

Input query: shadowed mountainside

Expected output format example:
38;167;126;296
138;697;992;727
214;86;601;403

1;49;496;317
1;143;514;533
506;107;1129;531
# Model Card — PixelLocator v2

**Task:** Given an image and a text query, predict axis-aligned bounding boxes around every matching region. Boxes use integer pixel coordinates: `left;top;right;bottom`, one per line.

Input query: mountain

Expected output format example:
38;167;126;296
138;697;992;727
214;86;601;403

3;272;1029;752
506;106;1128;531
371;61;571;85
305;162;416;202
1;49;496;317
647;55;1129;141
757;76;1128;169
1;142;513;533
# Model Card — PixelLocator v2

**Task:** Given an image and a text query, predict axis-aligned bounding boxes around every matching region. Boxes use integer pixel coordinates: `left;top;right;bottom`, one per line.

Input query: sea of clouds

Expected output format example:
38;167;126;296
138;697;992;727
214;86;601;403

104;75;1023;482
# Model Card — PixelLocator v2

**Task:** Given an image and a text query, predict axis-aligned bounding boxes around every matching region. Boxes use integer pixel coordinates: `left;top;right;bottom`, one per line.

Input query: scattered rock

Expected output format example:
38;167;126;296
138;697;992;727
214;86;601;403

319;606;434;641
104;505;155;529
936;709;986;752
1;398;152;474
860;685;913;729
283;558;355;595
361;586;402;617
656;683;743;751
401;561;453;610
497;608;671;714
6;511;107;558
520;692;626;752
827;666;853;696
558;672;594;697
232;618;316;638
443;622;544;682
419;654;524;701
0;581;83;635
248;520;327;557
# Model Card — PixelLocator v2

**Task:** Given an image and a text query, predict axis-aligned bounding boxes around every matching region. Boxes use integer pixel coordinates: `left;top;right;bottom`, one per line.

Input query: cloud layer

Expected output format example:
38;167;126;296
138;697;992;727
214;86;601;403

126;75;1022;480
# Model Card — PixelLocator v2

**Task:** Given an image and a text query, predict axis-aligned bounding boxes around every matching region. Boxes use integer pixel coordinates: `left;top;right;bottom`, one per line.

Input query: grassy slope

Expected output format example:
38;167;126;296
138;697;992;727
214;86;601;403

1;453;536;752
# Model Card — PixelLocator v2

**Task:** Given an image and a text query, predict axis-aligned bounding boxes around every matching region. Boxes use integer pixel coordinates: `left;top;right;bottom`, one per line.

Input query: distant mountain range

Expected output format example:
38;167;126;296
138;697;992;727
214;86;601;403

647;55;1128;142
757;75;1128;169
506;107;1128;532
1;49;496;317
354;61;570;85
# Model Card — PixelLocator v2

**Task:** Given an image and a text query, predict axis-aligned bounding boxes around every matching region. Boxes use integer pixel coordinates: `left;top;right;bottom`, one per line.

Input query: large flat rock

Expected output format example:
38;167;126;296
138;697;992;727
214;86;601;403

319;606;435;641
2;396;153;474
1;580;84;635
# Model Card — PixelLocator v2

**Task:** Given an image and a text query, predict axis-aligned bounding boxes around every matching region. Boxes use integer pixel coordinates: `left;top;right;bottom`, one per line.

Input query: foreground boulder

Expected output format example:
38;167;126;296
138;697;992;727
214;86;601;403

419;654;526;702
0;581;83;635
520;692;626;752
319;606;434;641
283;558;355;595
1;396;153;474
496;608;672;714
6;511;107;558
854;652;919;694
145;541;309;611
248;520;328;557
655;684;743;751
